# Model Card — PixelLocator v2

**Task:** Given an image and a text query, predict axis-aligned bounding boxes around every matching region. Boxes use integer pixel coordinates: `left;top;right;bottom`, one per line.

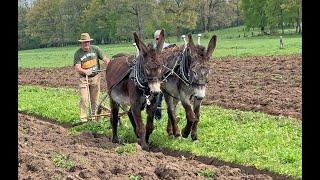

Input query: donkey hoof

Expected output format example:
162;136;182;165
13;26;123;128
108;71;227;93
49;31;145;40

181;128;190;138
182;133;188;138
191;134;198;141
174;132;181;138
111;136;119;143
167;132;174;136
141;144;149;151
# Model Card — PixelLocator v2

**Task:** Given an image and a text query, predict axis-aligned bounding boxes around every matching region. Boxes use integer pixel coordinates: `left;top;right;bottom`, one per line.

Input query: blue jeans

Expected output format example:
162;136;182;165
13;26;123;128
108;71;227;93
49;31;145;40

155;93;163;120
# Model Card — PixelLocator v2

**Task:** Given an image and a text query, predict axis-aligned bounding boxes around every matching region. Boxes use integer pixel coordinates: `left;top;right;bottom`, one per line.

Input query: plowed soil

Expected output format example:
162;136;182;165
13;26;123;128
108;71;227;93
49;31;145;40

18;54;302;120
19;112;289;179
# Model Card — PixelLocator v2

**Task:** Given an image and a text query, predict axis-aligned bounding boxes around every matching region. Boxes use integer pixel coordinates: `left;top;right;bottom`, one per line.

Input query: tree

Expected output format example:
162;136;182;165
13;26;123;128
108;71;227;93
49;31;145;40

265;0;285;34
82;0;110;44
18;3;39;49
111;0;155;40
206;0;225;31
241;0;301;35
159;0;198;38
281;0;301;33
241;0;267;34
26;0;67;46
61;0;91;44
228;0;243;27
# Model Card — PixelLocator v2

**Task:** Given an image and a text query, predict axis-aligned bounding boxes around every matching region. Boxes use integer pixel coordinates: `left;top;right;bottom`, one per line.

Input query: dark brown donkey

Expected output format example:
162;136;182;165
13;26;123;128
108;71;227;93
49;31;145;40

105;30;165;150
159;34;217;141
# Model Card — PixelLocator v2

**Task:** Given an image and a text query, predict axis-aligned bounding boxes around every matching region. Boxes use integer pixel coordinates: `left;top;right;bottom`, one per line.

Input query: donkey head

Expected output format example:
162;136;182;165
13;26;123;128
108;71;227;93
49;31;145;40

185;34;217;100
133;29;165;94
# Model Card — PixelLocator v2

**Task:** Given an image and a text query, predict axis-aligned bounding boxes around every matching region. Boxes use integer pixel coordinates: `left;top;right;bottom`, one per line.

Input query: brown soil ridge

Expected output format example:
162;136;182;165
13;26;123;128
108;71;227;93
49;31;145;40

19;112;295;179
18;54;301;120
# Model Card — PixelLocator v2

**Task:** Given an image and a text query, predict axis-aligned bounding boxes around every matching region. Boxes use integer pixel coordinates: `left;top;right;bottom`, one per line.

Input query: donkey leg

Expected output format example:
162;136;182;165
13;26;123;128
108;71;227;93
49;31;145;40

171;98;181;137
191;99;202;141
180;99;197;138
127;108;138;138
131;108;148;151
110;99;120;143
145;96;158;143
163;94;173;136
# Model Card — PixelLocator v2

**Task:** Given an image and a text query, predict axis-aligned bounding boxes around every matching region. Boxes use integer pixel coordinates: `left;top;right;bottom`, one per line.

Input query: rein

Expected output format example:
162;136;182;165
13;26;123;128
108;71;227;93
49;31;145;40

162;48;192;86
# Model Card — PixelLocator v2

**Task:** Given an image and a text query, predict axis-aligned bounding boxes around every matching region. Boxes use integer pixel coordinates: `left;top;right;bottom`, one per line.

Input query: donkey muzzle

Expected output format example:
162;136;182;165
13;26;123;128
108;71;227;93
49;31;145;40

148;81;162;94
194;86;206;100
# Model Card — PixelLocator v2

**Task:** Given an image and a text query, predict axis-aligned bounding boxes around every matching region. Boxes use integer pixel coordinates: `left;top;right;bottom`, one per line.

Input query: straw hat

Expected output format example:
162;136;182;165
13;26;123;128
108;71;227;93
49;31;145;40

78;33;94;42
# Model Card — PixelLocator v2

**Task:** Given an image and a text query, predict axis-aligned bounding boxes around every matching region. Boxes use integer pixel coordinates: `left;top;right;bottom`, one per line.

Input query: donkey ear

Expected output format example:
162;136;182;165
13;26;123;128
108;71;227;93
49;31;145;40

187;33;195;49
133;32;148;54
206;35;217;59
156;29;165;53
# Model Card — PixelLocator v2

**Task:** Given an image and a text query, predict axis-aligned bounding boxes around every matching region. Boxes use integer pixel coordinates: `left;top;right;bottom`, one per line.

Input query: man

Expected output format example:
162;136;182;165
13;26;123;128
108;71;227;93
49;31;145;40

74;32;110;123
153;30;173;120
154;29;172;49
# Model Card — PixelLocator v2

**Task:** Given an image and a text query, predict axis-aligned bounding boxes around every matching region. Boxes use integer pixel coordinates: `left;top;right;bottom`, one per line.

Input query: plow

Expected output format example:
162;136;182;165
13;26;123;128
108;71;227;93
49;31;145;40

90;92;128;122
85;73;128;122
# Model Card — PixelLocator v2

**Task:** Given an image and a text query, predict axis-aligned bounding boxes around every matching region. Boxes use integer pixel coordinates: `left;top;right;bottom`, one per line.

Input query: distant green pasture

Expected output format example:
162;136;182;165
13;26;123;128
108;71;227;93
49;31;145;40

18;85;302;178
18;44;135;68
18;26;301;68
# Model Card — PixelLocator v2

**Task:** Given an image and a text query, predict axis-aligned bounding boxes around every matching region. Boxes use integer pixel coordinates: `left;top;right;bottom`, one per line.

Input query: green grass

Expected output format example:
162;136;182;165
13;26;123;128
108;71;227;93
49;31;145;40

18;26;301;68
18;85;80;124
196;168;215;178
18;85;302;178
51;153;75;171
115;143;137;155
18;44;135;68
129;174;142;180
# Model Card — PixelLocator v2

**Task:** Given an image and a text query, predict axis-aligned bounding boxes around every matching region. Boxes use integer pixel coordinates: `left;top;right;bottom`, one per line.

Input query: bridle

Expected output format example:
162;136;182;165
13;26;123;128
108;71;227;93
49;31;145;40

162;46;201;86
132;54;162;90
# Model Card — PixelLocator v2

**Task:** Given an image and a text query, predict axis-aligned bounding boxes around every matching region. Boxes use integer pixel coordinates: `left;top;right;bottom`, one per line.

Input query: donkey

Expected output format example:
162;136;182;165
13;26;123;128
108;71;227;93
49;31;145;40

159;34;217;141
105;30;165;150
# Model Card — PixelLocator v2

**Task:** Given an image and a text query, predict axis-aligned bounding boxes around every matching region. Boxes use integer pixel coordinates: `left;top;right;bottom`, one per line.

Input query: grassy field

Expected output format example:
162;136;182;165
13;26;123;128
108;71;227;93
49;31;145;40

18;26;302;68
18;85;302;178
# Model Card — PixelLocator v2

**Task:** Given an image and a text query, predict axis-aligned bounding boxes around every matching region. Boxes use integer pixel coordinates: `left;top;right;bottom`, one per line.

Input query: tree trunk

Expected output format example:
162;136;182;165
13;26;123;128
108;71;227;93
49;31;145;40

202;16;207;32
207;16;213;31
176;26;181;40
199;1;207;32
136;3;144;39
260;26;265;35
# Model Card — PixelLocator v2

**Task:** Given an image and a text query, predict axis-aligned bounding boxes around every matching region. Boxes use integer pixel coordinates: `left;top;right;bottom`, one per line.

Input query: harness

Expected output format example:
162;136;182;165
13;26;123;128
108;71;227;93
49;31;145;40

129;55;149;90
162;47;192;86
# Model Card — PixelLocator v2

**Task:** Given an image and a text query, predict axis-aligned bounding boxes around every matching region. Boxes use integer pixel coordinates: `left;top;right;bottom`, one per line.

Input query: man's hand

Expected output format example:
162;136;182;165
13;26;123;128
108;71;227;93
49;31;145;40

103;56;111;68
84;69;92;76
